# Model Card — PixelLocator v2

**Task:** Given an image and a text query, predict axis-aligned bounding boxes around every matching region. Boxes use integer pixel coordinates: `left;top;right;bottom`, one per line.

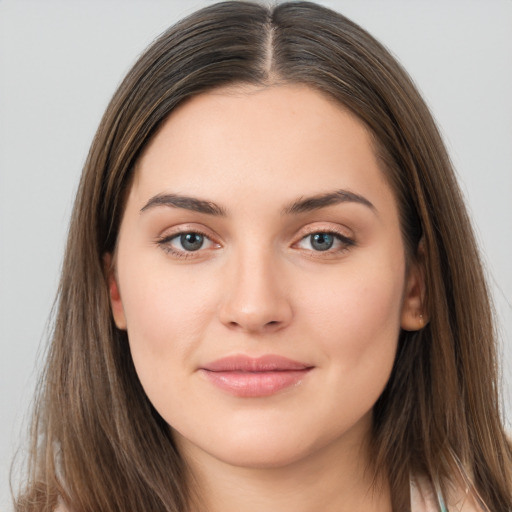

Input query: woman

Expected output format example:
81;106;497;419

15;1;512;511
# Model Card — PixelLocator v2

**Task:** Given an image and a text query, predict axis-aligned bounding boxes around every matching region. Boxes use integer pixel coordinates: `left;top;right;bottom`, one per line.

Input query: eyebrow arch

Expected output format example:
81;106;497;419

140;193;227;216
282;189;376;215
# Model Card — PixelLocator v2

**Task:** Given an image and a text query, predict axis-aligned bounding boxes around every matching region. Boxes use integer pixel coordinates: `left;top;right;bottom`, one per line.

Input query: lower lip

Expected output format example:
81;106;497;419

200;369;311;397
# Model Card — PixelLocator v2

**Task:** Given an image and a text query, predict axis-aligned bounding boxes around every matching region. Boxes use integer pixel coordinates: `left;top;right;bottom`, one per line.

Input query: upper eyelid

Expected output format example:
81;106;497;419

299;227;351;236
157;223;220;241
294;222;354;239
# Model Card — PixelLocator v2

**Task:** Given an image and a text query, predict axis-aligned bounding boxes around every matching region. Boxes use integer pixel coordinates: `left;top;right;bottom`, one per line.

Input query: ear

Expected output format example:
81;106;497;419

103;253;127;330
400;245;428;332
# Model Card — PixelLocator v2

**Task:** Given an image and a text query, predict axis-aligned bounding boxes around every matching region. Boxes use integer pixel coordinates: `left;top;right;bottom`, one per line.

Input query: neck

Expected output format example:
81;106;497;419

180;429;392;512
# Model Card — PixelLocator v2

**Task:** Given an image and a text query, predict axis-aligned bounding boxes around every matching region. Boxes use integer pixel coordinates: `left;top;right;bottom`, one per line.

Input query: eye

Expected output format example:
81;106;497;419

296;231;354;253
308;233;335;251
176;232;206;251
157;230;218;257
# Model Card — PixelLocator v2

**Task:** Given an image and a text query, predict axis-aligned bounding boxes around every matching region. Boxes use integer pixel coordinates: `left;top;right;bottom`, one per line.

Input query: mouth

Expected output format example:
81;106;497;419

199;354;314;397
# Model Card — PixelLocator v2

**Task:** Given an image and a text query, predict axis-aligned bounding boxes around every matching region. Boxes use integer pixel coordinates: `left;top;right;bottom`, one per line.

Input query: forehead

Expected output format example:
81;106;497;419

130;83;395;215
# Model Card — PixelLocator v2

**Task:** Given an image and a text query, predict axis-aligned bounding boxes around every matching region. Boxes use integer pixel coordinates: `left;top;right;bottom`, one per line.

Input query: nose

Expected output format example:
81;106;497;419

218;249;293;334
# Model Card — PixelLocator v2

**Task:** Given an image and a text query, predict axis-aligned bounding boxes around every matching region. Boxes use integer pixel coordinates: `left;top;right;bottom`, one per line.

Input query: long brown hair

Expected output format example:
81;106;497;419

14;2;512;511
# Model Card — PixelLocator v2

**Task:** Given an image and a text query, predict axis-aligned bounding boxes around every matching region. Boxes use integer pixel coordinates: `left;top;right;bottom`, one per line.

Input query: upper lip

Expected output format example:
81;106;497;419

201;354;312;372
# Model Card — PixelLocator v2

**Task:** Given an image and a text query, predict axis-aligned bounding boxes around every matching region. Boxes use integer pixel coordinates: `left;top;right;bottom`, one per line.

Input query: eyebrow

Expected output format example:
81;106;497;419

140;193;227;216
282;190;376;215
140;189;375;217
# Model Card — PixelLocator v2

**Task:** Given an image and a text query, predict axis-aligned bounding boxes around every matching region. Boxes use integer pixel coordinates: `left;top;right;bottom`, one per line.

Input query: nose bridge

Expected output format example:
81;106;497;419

219;241;292;333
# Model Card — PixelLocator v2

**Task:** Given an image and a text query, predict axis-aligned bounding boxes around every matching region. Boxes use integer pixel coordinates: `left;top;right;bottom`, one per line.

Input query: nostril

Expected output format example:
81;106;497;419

218;285;293;333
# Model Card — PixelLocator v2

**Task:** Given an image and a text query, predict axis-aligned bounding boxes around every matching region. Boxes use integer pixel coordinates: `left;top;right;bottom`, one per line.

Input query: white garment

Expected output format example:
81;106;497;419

411;474;486;511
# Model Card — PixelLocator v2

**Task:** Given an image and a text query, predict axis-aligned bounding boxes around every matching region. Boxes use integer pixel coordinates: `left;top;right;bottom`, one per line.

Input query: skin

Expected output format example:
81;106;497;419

108;84;425;512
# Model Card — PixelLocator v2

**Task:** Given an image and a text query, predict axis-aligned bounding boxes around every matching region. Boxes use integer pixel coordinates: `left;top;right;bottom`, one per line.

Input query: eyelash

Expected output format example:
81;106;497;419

295;229;355;255
156;229;218;259
156;228;355;259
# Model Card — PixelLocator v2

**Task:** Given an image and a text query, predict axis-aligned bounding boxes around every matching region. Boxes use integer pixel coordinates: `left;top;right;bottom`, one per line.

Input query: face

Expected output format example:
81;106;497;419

108;84;424;470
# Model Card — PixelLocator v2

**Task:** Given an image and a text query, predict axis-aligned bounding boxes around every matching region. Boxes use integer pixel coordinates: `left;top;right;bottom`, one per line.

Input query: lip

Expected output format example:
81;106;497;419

199;354;314;397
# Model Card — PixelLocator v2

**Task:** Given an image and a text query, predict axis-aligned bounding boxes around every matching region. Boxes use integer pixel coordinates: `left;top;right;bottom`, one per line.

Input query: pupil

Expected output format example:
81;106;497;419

311;233;334;251
181;233;204;251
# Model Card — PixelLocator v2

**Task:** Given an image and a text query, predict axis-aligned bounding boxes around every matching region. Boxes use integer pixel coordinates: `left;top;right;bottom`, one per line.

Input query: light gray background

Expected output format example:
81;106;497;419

1;1;511;509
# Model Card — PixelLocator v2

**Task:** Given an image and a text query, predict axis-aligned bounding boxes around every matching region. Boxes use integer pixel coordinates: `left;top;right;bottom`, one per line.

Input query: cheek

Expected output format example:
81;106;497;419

295;263;404;438
301;254;405;374
116;260;218;388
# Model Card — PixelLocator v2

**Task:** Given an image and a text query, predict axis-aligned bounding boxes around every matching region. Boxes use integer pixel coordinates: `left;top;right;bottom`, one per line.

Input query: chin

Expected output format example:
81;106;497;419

172;418;344;472
208;439;316;470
